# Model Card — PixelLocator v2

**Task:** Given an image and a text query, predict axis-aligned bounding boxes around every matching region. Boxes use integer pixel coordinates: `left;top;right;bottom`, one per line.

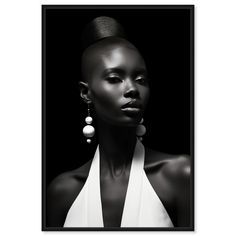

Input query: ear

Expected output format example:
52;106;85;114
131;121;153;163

79;81;91;103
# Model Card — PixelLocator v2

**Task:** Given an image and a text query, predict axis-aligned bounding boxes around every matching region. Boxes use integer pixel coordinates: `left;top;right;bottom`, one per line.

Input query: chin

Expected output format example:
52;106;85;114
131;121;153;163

97;113;142;128
119;116;141;127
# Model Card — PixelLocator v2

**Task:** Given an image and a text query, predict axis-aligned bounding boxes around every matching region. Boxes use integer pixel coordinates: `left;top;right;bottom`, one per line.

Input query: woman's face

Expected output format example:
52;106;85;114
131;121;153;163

82;39;150;127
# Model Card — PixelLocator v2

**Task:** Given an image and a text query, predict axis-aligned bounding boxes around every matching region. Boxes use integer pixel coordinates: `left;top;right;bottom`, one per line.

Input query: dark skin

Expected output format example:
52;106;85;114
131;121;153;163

46;38;191;227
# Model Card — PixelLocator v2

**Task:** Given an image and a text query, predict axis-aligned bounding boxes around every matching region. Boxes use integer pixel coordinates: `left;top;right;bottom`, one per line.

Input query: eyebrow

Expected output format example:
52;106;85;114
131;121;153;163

102;67;148;77
102;68;124;76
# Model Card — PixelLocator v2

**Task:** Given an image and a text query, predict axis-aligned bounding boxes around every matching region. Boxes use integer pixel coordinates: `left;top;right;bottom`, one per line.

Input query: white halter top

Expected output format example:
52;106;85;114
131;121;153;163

63;140;174;227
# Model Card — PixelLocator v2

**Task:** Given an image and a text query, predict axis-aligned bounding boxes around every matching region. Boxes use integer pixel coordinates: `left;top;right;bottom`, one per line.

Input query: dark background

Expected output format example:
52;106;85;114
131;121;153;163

43;6;193;187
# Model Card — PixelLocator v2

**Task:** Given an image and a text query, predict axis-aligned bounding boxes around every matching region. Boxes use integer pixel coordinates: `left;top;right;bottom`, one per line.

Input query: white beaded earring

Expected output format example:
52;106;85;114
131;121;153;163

82;103;95;144
136;118;146;141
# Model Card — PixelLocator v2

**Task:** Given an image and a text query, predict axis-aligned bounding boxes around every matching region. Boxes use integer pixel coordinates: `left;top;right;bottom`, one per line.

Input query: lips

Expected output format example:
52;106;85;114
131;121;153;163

121;100;143;116
121;100;142;109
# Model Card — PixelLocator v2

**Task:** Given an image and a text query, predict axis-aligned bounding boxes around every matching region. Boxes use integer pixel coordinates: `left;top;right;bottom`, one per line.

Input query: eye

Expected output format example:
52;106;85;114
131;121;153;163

135;75;147;84
105;74;122;83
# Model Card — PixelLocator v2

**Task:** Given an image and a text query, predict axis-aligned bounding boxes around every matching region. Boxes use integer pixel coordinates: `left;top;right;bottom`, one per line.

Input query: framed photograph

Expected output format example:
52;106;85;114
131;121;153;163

42;5;194;231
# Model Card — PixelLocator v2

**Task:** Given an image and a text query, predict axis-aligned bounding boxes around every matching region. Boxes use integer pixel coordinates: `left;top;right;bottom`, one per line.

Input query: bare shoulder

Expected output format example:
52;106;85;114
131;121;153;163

144;147;191;227
46;159;92;227
47;159;92;199
145;147;191;183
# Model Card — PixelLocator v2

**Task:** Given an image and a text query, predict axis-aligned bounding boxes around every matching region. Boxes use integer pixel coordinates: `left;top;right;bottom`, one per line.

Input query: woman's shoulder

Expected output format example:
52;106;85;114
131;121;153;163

48;159;92;196
144;147;191;182
46;159;92;227
144;147;191;226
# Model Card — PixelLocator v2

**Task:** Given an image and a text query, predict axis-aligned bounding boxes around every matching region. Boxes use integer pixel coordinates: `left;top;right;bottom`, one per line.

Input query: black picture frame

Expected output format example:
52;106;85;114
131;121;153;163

42;5;194;231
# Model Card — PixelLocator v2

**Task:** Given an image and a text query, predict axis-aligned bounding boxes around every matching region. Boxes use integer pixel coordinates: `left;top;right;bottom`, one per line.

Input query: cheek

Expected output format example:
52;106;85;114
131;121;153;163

139;86;150;106
90;82;122;111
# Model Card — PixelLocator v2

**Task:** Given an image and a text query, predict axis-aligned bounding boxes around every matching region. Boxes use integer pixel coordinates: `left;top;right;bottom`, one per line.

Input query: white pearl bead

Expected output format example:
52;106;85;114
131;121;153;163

136;124;146;136
87;139;91;143
83;125;95;138
85;116;93;124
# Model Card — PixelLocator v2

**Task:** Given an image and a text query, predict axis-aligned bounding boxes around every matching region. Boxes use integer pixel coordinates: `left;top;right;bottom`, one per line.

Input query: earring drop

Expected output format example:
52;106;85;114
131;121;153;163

82;103;95;143
136;118;146;141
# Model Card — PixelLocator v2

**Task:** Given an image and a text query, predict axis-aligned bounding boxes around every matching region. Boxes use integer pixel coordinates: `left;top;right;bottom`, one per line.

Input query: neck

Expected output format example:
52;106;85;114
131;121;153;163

96;119;137;177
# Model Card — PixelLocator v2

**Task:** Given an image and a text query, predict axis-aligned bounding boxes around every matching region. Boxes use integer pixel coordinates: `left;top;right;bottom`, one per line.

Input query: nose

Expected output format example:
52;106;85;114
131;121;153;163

124;78;140;98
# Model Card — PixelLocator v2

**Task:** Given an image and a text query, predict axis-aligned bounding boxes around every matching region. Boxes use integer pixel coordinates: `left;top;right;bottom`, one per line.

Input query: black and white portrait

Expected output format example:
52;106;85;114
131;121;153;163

42;5;194;231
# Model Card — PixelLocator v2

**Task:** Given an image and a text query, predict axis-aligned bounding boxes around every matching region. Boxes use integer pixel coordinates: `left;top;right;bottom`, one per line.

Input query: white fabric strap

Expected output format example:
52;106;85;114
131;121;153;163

120;139;144;226
63;140;174;227
121;140;173;227
63;146;103;227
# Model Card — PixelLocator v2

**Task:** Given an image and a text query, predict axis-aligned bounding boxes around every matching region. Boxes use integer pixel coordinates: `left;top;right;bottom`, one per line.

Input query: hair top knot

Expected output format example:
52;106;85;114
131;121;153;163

81;16;127;51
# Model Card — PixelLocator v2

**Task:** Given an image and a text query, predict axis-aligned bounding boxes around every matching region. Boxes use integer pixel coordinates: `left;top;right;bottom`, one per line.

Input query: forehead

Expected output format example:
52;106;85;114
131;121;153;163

100;46;145;70
81;38;146;80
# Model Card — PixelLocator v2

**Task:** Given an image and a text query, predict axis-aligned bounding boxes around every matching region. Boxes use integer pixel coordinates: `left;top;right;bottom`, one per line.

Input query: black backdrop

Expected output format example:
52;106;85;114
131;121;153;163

43;6;193;187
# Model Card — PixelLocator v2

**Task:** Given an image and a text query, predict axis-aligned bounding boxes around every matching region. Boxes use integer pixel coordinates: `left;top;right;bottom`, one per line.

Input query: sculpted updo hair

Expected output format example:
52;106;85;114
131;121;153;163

80;16;140;82
80;16;127;52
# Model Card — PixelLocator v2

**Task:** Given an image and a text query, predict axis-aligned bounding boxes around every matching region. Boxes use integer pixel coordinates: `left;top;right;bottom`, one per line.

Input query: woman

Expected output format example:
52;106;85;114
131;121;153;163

46;16;191;228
